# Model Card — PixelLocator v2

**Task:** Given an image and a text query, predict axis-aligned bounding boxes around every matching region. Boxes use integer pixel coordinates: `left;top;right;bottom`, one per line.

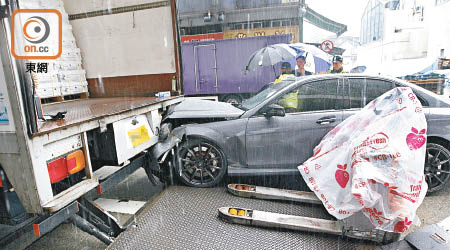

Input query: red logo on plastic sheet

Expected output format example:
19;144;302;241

382;106;407;118
335;164;349;188
302;164;310;175
368;132;389;150
320;194;335;212
351;158;370;168
308;177;320;192
408;93;417;103
311;143;343;161
406;127;426;150
389;189;417;203
338;209;351;215
366;207;390;226
394;217;412;233
353;133;389;155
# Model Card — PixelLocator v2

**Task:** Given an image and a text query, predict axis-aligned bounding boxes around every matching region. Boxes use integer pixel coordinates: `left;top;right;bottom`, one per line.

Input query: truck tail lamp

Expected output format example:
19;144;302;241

66;150;85;175
47;157;68;184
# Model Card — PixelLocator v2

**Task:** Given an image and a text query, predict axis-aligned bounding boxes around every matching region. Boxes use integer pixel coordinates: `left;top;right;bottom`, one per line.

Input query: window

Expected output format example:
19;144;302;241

360;0;384;44
281;20;291;26
364;79;395;105
274;80;338;113
348;79;364;109
252;22;262;28
234;23;243;30
272;20;281;27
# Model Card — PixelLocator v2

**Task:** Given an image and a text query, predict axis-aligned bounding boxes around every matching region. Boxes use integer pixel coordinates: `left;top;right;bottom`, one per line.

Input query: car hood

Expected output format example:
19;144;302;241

165;99;245;119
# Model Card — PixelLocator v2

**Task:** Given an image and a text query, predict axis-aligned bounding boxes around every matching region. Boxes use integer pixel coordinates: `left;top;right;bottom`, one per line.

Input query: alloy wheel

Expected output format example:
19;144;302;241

178;140;226;187
425;143;450;193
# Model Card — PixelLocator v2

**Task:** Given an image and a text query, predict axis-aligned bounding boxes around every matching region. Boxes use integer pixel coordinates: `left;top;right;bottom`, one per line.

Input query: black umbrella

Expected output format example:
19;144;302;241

245;44;297;71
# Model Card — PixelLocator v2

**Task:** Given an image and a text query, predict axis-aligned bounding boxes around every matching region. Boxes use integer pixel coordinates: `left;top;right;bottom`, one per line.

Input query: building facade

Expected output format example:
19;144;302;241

355;0;450;76
176;0;346;44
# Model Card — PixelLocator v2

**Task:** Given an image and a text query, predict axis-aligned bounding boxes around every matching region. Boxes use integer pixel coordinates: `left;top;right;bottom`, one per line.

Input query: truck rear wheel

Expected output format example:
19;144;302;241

221;94;243;104
176;138;227;188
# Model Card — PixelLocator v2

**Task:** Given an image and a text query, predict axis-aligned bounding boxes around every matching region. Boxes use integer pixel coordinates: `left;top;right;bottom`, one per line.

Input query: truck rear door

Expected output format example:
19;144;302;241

194;44;218;94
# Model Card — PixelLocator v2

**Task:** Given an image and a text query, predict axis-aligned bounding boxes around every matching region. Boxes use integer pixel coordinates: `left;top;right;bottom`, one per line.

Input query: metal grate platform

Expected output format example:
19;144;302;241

110;185;378;249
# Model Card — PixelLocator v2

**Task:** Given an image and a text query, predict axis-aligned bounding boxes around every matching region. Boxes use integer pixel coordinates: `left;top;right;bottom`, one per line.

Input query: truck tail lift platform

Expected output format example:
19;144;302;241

219;184;400;244
0;152;158;249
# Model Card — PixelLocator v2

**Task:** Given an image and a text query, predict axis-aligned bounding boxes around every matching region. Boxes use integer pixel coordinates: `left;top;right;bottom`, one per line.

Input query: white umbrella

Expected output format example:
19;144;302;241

289;43;331;73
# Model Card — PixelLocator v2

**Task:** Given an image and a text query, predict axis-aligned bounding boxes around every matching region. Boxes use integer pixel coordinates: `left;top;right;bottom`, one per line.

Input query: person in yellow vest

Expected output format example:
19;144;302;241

274;62;295;84
329;55;347;74
273;62;298;111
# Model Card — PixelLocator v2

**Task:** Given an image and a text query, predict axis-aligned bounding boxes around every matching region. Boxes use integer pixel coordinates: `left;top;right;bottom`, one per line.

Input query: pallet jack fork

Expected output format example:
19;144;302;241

218;184;401;244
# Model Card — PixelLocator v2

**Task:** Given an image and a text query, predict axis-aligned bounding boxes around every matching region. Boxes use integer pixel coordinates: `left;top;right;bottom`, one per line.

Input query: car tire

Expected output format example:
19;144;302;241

175;138;228;188
425;143;450;194
222;94;243;104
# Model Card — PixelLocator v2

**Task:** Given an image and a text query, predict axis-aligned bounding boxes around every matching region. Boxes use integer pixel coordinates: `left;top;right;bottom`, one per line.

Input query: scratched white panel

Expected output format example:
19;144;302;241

62;0;165;15
113;115;158;164
69;7;175;78
42;134;82;161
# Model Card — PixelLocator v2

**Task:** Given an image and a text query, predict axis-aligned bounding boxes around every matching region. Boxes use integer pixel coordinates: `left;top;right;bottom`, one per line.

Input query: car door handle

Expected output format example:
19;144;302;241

316;116;336;125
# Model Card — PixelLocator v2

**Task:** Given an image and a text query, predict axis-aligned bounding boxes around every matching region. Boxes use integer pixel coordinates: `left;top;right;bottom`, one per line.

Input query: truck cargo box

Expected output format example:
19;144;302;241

181;34;291;101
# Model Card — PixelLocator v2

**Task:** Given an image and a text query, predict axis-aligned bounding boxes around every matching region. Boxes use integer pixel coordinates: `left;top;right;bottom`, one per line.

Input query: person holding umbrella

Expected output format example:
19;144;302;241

281;62;295;75
296;55;313;76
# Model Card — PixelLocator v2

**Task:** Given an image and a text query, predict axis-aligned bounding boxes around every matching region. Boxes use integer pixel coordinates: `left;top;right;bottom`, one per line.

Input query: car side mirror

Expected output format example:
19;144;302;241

263;104;285;117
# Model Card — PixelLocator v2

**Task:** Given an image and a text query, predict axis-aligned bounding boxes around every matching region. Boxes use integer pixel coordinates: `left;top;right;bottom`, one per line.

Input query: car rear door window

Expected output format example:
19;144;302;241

348;79;364;109
364;79;395;105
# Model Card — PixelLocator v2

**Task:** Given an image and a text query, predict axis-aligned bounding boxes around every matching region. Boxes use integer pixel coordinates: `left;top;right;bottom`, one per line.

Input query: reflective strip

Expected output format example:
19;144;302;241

33;224;41;237
274;74;295;84
279;91;298;109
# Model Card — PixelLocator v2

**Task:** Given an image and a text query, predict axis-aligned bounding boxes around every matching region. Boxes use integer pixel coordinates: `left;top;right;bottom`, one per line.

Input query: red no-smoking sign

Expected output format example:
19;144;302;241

320;40;334;53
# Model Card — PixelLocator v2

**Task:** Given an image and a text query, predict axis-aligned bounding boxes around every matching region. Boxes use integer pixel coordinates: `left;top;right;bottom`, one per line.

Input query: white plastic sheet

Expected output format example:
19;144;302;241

298;87;428;232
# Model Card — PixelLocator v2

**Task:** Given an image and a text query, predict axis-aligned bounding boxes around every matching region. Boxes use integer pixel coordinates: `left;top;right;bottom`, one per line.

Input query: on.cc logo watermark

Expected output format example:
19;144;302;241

11;9;62;59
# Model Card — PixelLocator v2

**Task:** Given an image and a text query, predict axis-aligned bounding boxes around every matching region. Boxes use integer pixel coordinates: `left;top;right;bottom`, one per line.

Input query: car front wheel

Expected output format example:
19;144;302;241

425;143;450;194
176;138;227;187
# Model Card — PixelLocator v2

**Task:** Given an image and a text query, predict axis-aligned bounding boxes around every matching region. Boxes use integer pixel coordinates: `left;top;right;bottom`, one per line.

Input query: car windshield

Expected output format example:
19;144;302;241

241;81;292;110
